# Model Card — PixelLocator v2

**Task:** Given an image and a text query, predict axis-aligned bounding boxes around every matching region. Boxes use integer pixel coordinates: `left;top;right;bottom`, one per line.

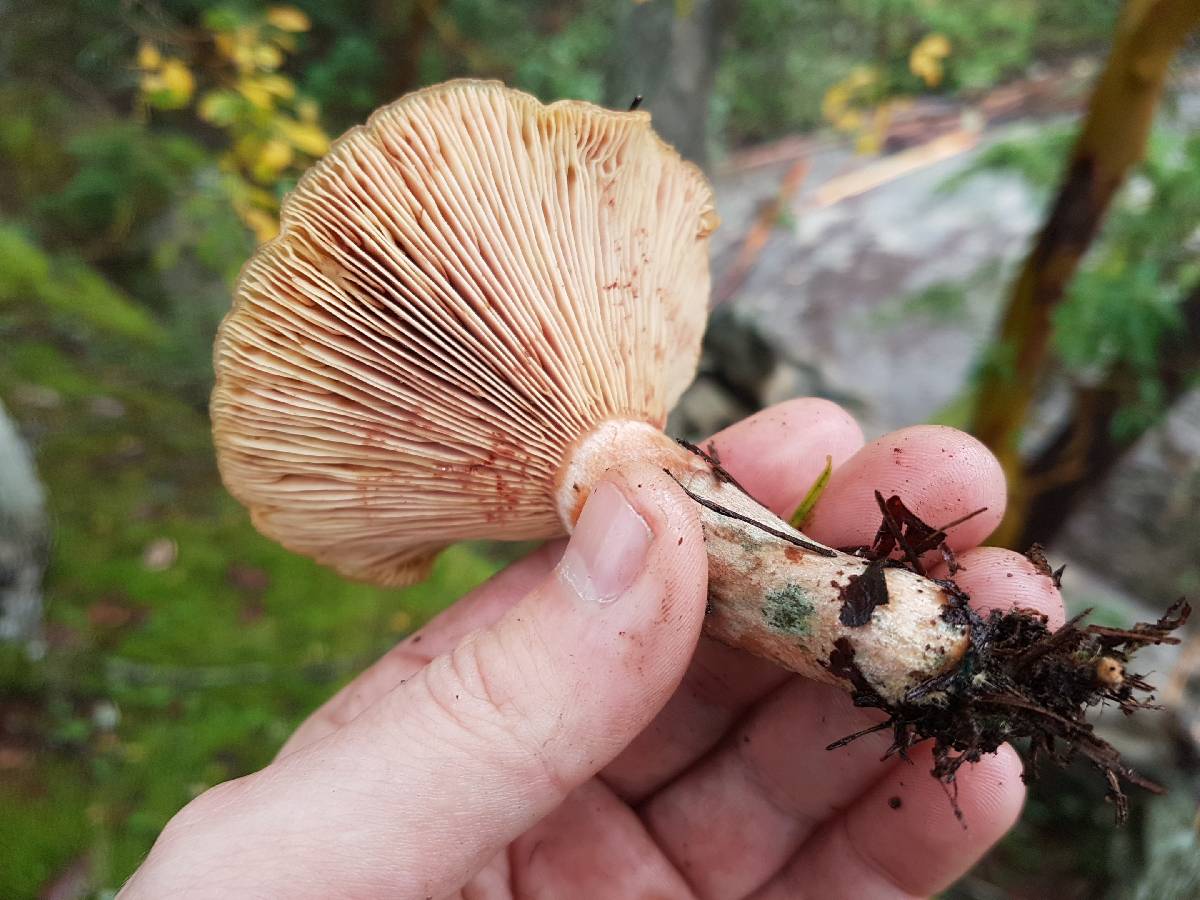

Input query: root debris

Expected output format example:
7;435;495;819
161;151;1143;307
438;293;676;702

826;495;1191;825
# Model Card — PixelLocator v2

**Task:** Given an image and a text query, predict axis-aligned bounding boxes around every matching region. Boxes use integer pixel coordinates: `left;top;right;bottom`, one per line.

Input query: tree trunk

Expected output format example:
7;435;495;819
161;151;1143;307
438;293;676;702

374;0;434;101
1018;282;1200;548
967;0;1200;546
605;0;737;169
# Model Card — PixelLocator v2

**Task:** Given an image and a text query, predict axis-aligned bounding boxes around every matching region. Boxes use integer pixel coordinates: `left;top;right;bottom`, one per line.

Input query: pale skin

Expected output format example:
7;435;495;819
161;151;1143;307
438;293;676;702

121;397;1064;899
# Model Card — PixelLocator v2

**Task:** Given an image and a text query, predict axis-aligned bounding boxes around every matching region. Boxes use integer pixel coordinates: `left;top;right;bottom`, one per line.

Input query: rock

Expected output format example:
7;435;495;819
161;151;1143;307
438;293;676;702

668;376;749;442
1058;389;1200;603
87;395;126;419
1133;784;1200;900
701;303;779;400
709;122;1047;437
9;383;61;410
0;399;48;645
141;537;178;572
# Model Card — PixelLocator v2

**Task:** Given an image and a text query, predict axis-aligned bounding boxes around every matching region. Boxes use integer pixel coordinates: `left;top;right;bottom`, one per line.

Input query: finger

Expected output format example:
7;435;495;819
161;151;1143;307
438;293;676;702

752;744;1025;899
705;396;865;518
506;780;695;898
805;424;1006;554
602;397;864;801
279;538;565;757
641;680;893;899
124;466;708;900
603;419;1001;806
637;428;1018;896
931;546;1066;629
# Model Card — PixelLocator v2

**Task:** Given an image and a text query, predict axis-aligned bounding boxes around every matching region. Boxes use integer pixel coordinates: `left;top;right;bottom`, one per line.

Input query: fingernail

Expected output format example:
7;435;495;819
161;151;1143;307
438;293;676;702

558;481;653;603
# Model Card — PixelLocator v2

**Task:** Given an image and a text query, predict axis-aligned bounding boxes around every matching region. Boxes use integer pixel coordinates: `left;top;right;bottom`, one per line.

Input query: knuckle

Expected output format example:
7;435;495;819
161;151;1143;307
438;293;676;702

417;628;574;799
159;778;246;841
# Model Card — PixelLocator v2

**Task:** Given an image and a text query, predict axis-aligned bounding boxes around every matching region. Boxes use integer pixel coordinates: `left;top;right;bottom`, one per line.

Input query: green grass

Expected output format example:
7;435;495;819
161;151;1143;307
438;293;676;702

0;325;499;896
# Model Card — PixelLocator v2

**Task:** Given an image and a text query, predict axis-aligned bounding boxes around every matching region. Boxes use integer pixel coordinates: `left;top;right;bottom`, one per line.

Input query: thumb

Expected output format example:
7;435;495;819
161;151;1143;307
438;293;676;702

124;465;708;900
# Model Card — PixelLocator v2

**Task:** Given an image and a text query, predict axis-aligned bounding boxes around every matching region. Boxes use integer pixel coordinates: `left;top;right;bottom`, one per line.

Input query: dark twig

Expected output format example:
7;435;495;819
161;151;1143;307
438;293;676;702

677;439;754;497
663;470;836;556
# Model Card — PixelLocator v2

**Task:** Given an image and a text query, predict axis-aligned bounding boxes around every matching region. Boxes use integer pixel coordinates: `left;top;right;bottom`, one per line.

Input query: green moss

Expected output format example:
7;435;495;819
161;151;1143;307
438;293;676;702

0;225;165;344
763;584;814;637
0;758;92;899
0;293;501;895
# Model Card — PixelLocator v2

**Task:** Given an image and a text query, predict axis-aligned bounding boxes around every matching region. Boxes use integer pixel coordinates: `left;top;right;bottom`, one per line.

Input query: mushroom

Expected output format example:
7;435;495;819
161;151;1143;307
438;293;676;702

212;80;1190;817
211;79;964;705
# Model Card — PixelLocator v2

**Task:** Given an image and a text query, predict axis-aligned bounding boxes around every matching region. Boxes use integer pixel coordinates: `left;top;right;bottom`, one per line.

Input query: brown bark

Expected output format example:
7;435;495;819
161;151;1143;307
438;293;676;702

605;0;738;168
968;0;1200;545
374;0;433;101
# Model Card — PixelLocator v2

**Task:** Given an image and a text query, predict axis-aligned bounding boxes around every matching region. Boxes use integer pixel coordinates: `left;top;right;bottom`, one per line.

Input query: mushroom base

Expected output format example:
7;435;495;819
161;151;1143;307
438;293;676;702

559;419;1191;822
560;420;968;704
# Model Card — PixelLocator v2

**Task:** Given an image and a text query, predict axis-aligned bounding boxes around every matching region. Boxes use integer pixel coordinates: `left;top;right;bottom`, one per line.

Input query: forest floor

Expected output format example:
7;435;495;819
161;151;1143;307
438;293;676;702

4;65;1199;897
0;333;498;896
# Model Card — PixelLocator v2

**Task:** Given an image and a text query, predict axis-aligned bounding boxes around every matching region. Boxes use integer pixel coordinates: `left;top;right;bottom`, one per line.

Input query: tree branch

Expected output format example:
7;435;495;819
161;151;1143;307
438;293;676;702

968;0;1200;544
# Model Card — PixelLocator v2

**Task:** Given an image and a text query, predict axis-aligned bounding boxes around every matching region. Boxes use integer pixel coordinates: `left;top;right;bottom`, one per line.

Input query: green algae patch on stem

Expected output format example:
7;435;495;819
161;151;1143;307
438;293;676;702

764;584;815;637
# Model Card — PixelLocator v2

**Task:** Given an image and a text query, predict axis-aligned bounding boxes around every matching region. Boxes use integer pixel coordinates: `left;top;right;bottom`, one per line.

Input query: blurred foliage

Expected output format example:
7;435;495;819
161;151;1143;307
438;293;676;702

718;0;1117;145
0;226;165;344
137;6;331;241
0;0;1183;896
946;125;1200;439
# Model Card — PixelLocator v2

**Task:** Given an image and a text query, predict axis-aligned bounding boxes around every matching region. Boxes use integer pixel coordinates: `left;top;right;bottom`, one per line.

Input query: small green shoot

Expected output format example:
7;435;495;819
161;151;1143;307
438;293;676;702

790;454;833;529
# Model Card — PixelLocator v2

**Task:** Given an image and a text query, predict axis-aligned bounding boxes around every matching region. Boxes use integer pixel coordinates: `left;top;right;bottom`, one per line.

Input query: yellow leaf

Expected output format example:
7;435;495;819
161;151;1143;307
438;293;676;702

296;98;319;123
822;86;848;121
910;33;952;87
266;6;311;32
847;65;877;90
268;32;298;53
137;42;161;71
234;135;264;167
910;54;943;87
198;90;241;126
242;206;279;242
259;74;296;99
918;33;951;58
141;58;195;110
234;45;258;74
835;109;862;132
856;132;882;154
253;139;294;183
278;118;330;157
237;78;274;110
214;33;239;61
217;27;260;73
254;43;285;71
247;186;278;208
159;59;195;101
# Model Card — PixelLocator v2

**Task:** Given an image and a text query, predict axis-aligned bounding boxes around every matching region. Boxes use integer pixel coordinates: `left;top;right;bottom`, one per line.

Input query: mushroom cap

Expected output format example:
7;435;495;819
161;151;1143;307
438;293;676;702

212;80;718;586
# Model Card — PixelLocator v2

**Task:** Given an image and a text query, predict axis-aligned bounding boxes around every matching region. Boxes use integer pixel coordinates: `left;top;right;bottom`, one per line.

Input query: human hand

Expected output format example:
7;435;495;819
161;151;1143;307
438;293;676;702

121;398;1063;899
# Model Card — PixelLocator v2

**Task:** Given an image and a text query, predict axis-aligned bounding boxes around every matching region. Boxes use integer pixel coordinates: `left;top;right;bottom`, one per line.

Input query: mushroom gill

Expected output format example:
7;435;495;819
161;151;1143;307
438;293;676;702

212;79;718;586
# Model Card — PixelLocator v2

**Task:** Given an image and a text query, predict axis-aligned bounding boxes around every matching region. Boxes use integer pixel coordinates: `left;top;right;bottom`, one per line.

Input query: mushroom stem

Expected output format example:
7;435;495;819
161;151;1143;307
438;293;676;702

558;420;969;703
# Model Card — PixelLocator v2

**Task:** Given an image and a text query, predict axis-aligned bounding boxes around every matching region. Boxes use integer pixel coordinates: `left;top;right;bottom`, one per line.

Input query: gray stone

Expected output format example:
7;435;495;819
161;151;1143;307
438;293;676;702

0;399;48;644
708;124;1047;437
668;376;749;443
1058;389;1200;604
